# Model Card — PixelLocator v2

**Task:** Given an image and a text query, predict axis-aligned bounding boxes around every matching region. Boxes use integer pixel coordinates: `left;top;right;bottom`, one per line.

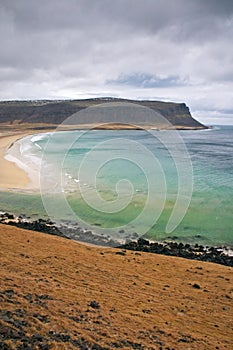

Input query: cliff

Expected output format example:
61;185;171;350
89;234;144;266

0;98;206;129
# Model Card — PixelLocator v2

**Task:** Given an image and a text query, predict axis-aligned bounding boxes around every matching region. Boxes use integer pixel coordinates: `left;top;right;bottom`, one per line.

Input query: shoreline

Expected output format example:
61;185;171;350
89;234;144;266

0;131;33;190
0;123;209;193
0;212;232;266
1;125;232;261
0;126;55;191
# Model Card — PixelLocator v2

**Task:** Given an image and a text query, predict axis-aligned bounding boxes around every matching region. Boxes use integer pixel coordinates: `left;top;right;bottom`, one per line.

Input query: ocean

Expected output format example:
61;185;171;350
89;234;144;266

2;125;233;247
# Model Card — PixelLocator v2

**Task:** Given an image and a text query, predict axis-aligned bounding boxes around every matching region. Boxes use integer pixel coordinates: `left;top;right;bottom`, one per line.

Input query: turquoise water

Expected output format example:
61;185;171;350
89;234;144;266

1;125;233;246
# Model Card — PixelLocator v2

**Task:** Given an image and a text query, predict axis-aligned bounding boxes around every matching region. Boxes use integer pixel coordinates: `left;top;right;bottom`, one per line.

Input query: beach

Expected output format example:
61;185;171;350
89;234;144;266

0;126;55;191
0;131;32;190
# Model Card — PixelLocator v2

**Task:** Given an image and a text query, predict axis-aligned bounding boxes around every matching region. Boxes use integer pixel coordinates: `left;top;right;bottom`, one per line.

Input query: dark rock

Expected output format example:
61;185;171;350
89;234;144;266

4;213;15;220
137;238;150;246
117;239;233;267
115;251;126;256
2;289;15;298
31;334;44;342
112;340;143;349
89;301;100;309
33;313;50;323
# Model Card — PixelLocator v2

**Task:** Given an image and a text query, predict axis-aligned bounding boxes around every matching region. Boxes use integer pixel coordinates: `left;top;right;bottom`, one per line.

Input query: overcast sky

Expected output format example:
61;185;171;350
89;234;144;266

0;0;233;124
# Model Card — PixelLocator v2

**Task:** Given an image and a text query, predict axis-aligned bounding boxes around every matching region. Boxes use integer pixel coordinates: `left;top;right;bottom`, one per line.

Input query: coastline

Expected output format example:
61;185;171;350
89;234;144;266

0;131;32;190
1;212;232;266
0;126;55;191
0;123;207;192
0;125;232;261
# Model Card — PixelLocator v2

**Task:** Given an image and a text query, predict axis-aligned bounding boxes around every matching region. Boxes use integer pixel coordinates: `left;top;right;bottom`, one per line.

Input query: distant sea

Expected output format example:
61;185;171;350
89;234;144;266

1;125;233;247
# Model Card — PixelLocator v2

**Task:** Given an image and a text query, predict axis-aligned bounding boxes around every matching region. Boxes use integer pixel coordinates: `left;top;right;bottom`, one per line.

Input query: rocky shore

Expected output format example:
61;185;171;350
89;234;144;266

1;212;232;267
119;238;233;267
0;212;118;247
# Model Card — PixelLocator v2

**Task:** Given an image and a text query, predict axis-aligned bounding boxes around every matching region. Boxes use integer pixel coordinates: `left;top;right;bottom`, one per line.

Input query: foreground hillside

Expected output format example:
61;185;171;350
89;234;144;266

0;98;206;129
0;225;232;349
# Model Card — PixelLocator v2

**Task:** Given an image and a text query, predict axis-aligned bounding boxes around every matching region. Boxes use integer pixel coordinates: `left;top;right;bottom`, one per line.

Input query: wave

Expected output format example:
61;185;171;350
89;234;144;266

30;132;51;143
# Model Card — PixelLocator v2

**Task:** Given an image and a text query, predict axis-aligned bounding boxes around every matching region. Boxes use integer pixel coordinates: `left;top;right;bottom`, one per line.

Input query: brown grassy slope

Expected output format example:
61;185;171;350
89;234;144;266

0;224;232;349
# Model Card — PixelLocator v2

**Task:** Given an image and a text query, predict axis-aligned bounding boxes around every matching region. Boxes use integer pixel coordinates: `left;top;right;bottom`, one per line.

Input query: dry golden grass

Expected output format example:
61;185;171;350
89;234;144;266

0;224;232;349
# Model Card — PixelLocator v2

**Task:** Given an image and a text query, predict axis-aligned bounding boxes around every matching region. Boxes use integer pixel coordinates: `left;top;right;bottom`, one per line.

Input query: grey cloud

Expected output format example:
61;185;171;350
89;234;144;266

3;0;233;38
0;0;232;124
108;73;188;88
196;0;233;16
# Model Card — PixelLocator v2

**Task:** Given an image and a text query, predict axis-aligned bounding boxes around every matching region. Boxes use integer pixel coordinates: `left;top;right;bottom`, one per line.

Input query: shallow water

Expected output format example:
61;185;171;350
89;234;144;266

2;125;233;246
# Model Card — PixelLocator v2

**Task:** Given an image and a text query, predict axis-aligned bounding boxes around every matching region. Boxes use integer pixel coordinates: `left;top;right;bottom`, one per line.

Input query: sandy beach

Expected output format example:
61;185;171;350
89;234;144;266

0;131;32;190
0;126;55;191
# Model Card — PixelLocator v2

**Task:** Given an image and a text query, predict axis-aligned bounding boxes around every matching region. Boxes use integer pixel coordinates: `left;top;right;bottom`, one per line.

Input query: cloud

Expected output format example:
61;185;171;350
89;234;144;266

0;0;232;124
108;73;188;88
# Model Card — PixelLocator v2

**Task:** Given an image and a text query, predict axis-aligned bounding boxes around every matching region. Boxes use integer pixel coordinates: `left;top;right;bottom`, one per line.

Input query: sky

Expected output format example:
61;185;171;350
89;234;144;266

0;0;233;125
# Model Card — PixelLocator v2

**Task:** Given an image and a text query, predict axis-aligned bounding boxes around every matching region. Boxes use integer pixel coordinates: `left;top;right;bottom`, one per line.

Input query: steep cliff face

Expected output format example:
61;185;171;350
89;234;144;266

0;98;206;129
137;100;205;128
